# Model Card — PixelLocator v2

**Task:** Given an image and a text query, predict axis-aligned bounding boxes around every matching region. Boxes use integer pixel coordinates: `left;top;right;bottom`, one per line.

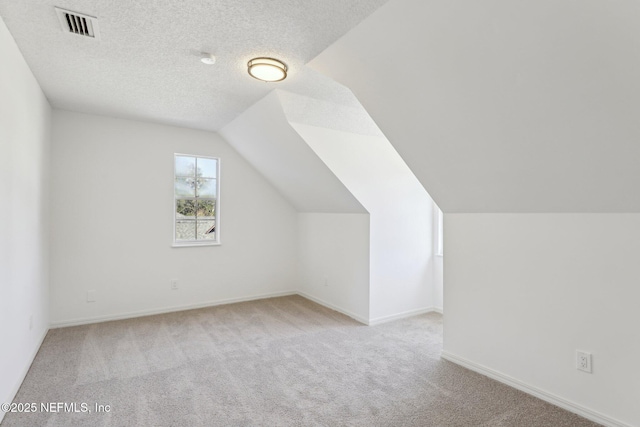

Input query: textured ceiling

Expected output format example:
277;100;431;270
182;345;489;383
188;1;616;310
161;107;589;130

0;0;387;131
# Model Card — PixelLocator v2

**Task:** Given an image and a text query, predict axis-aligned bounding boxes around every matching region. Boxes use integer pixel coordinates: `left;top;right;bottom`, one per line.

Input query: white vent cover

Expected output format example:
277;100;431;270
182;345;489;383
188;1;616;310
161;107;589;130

55;7;100;40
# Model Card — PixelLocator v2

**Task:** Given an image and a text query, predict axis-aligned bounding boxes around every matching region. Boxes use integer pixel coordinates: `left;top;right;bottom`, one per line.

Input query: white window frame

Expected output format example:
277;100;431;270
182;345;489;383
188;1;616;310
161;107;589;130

172;153;221;247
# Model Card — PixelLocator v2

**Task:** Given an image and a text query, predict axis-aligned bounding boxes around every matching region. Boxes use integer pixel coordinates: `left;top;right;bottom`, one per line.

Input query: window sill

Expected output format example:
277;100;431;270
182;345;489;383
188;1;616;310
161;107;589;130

172;241;221;248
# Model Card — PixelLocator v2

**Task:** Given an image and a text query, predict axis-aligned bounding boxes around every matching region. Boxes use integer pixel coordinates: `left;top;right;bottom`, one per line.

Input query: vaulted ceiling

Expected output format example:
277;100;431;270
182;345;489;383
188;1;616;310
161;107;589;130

312;0;640;213
5;0;639;213
220;90;366;213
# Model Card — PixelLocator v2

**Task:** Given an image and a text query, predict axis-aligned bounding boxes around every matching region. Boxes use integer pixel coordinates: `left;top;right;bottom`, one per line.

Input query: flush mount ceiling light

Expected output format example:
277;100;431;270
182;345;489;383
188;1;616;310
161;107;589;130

200;53;216;65
247;57;287;82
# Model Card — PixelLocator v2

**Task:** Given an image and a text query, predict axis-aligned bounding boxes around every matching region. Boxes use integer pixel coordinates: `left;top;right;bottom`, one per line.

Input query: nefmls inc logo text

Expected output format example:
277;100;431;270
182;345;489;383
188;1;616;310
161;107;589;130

41;402;111;413
1;402;111;413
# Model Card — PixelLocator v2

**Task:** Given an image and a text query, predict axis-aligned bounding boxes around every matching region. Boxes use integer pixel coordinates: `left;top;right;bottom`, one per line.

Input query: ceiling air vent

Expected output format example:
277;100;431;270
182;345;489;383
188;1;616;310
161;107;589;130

55;7;100;40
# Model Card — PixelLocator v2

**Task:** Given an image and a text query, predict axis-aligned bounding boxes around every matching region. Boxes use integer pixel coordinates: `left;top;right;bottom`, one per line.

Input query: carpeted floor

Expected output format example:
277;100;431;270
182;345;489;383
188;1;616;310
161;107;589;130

3;295;599;426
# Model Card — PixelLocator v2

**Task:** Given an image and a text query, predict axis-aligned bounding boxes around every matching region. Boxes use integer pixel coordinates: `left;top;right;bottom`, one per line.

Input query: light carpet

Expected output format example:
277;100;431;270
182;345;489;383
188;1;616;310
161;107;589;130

2;295;599;426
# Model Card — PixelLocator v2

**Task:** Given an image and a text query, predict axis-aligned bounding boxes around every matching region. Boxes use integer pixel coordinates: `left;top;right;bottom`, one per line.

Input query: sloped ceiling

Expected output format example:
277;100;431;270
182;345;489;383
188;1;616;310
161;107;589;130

220;91;365;213
0;0;387;131
278;90;382;137
311;0;640;213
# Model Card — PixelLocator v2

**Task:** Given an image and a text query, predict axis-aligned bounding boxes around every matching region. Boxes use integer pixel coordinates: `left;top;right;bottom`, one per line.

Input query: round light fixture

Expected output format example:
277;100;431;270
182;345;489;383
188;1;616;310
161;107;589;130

200;53;216;65
247;57;287;82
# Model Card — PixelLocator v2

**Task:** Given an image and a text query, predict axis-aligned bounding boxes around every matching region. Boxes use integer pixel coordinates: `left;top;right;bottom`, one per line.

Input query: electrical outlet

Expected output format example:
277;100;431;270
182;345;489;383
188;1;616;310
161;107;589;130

87;290;96;303
323;277;328;287
576;350;592;373
29;315;33;330
170;280;179;290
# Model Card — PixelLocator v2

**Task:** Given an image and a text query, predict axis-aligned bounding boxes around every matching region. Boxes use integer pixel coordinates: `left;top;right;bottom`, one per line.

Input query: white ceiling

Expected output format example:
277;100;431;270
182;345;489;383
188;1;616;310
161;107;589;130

0;0;387;131
312;0;640;213
220;90;365;213
278;89;383;137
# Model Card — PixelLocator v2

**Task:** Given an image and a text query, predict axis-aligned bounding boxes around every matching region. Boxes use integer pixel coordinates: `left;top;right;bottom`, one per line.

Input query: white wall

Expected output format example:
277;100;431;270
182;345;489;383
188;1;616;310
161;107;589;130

444;214;640;427
292;124;440;322
0;17;51;423
50;110;298;325
297;213;370;323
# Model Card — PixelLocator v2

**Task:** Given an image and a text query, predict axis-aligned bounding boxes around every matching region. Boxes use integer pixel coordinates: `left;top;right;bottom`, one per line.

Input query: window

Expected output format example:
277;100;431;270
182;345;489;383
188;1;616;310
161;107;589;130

436;207;443;256
173;154;220;246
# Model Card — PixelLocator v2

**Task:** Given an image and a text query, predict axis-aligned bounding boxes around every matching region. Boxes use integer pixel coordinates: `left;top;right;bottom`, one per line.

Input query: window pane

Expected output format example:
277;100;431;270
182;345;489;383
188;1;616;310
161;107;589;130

175;156;195;177
197;199;215;219
174;155;219;244
176;199;196;219
175;177;196;197
197;178;217;198
197;158;217;178
197;220;216;240
176;220;196;240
